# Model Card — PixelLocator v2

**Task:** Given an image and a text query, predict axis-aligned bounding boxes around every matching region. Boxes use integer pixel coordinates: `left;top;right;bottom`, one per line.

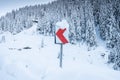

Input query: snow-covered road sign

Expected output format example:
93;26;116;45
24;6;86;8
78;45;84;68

56;28;68;44
55;20;69;44
55;20;69;68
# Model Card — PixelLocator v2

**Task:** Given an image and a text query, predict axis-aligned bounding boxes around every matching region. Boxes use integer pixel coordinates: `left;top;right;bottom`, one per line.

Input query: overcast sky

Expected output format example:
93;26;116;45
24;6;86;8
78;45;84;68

0;0;55;17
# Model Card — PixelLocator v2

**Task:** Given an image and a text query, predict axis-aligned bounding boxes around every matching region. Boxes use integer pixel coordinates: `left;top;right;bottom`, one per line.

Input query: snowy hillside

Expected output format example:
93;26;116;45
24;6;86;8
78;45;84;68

0;23;120;80
0;0;120;70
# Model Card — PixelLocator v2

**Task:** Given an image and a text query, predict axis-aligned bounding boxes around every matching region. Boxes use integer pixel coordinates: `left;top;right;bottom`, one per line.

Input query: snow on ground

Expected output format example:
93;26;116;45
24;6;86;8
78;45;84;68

0;23;120;80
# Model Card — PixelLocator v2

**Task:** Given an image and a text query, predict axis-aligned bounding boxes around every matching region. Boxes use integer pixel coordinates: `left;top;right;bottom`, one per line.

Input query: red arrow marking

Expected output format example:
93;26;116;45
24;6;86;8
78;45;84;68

56;28;68;44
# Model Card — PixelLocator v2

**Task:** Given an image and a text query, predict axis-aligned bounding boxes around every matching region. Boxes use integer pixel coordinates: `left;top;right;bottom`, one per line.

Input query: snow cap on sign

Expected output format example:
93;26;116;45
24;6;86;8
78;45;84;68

56;19;69;29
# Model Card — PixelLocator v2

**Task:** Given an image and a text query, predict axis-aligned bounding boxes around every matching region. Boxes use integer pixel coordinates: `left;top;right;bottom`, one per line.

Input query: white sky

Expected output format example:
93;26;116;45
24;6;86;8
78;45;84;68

0;0;55;17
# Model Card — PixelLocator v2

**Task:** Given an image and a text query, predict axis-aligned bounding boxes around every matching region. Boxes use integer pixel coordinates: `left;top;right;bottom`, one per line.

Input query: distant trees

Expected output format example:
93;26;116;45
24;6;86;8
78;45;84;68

92;0;120;70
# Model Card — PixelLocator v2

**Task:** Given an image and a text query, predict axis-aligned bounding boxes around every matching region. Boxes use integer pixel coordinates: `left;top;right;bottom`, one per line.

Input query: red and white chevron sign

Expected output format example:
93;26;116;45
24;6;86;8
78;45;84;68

55;20;69;44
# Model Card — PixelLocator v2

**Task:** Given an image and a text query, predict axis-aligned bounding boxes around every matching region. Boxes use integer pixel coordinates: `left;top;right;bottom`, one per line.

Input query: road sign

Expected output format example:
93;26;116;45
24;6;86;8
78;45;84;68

54;20;69;68
56;28;68;44
55;20;69;44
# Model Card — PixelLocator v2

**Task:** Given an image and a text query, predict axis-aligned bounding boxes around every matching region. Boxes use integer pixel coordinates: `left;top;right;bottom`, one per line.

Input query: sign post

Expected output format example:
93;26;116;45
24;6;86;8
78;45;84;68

60;43;63;68
55;20;69;68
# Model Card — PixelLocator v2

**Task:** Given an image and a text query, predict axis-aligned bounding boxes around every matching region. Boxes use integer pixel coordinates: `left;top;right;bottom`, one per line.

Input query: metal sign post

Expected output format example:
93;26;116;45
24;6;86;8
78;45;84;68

60;43;63;68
